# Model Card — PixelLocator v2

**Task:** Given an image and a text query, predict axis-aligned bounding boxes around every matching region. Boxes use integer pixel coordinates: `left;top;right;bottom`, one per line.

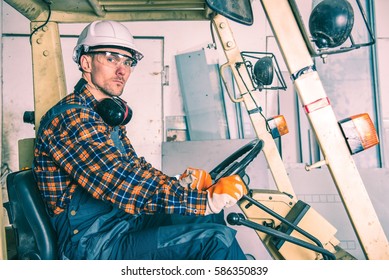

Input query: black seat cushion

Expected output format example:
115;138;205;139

6;169;57;260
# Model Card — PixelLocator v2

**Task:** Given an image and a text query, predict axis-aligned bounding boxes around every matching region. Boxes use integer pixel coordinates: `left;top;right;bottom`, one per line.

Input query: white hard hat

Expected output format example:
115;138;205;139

73;20;144;64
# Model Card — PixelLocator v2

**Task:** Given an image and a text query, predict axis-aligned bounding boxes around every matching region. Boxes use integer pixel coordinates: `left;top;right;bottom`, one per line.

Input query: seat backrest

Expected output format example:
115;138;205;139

6;169;58;260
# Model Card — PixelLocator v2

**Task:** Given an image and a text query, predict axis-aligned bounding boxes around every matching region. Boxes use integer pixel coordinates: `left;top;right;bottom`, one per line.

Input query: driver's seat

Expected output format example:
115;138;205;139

5;169;58;260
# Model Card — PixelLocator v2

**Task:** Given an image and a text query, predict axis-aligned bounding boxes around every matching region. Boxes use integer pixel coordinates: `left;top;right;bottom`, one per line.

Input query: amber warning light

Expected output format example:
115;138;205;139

268;115;289;139
338;113;379;154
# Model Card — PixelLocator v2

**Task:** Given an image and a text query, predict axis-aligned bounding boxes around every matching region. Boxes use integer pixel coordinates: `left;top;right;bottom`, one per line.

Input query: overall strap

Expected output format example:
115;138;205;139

111;127;127;154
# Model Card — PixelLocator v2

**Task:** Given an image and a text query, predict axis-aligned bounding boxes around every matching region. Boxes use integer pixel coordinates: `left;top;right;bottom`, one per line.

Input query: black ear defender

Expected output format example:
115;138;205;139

74;78;133;127
95;97;133;127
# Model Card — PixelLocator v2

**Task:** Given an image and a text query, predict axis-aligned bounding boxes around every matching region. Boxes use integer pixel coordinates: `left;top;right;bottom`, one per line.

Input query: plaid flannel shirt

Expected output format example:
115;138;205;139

33;88;207;216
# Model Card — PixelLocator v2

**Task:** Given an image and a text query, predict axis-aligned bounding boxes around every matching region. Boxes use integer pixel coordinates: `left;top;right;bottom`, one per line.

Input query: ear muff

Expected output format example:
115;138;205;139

95;97;133;126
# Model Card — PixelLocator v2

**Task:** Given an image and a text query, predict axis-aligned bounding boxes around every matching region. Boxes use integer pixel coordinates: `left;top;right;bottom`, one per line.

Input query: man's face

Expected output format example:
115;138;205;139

87;48;135;97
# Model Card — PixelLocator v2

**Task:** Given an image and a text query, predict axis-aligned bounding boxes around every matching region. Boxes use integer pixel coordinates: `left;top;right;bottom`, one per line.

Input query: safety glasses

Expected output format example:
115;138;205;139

88;51;138;69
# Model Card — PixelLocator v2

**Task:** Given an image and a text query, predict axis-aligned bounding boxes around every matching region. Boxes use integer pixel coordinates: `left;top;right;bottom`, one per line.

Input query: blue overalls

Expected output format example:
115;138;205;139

51;186;247;260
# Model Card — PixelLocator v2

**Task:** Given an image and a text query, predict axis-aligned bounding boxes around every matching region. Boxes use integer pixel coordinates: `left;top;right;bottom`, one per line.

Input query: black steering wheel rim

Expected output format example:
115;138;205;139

209;139;264;181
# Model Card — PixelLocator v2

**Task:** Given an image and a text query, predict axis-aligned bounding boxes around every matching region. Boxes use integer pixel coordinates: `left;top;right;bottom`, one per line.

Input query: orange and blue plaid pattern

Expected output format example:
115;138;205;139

33;88;207;216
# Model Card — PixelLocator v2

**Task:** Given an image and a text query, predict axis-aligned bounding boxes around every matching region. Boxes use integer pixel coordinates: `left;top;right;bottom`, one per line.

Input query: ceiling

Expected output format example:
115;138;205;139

4;0;213;23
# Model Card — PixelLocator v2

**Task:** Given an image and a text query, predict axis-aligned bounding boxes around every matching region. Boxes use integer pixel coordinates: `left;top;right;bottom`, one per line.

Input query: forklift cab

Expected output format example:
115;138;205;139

1;0;388;261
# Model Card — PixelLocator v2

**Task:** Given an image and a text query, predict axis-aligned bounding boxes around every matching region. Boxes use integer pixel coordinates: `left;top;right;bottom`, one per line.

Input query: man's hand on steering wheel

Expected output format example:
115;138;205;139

178;139;264;215
178;167;248;215
204;175;248;215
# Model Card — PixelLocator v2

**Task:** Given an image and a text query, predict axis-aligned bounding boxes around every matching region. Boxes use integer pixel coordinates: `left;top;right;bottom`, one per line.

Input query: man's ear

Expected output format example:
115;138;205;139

79;54;92;73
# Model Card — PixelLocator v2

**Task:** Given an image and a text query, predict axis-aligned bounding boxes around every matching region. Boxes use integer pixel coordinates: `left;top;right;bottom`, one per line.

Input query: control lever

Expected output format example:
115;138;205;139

226;212;336;260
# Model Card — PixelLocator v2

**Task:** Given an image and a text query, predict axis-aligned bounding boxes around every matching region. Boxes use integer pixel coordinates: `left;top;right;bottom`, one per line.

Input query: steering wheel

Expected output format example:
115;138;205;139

209;139;264;182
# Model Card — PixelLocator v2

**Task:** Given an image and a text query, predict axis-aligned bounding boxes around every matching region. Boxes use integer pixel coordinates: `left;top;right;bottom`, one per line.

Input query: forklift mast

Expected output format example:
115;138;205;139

210;0;388;259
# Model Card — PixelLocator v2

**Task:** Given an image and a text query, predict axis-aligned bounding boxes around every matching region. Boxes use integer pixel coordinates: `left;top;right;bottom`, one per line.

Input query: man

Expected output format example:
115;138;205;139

33;20;247;260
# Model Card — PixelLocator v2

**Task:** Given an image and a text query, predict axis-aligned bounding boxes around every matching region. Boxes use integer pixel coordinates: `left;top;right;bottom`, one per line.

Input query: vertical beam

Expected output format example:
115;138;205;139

260;0;389;259
212;14;296;198
0;0;7;260
367;1;385;167
30;21;67;132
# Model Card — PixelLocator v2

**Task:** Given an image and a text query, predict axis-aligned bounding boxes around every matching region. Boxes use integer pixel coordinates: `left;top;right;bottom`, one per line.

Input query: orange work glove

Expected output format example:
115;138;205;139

178;167;213;191
205;175;247;215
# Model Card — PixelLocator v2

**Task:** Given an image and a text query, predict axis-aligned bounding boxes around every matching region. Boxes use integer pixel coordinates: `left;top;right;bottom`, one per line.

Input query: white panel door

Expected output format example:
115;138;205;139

123;38;164;169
